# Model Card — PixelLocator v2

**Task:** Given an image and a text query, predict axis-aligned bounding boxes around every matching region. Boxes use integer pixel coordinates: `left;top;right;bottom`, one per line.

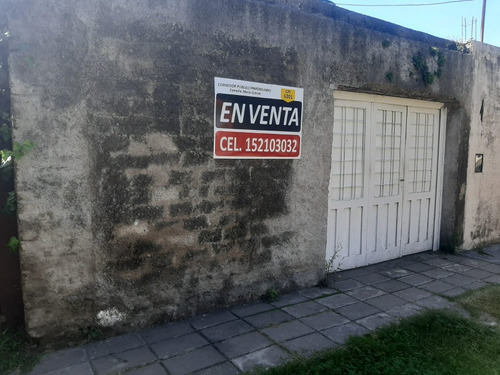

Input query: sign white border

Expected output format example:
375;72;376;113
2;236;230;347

214;77;303;159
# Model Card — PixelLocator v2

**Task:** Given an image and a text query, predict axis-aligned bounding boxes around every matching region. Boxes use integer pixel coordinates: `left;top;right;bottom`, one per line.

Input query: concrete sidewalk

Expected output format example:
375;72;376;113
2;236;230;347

20;246;500;375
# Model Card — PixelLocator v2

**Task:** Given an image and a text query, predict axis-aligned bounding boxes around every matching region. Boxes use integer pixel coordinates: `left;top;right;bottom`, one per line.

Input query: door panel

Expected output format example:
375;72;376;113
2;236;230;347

401;107;440;254
366;104;406;264
326;102;370;270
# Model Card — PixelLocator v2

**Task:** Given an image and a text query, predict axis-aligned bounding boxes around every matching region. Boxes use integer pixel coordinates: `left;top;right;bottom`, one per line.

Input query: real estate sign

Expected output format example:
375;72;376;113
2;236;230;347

214;77;303;159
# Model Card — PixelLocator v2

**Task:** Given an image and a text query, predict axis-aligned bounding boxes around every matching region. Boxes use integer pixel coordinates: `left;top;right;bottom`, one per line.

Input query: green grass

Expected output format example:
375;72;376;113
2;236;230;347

0;329;39;375
252;310;500;375
455;284;500;322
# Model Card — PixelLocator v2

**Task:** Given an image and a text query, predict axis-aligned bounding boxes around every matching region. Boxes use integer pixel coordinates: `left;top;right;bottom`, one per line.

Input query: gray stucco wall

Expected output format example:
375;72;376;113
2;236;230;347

5;0;497;341
462;42;500;248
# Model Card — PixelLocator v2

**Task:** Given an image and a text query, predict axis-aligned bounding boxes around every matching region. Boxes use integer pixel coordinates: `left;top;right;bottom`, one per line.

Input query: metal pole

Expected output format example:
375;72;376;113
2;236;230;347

464;17;467;43
481;0;486;42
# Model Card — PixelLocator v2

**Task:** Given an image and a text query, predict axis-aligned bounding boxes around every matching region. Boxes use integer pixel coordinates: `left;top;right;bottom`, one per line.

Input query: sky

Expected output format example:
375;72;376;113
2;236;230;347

331;0;500;47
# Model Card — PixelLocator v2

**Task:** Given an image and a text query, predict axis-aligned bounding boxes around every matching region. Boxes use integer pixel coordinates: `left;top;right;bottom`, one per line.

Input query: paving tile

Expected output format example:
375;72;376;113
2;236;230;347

300;311;350;331
402;252;436;262
346;286;386;301
415;295;455;310
441;273;475;286
214;331;272;359
189;311;237;330
139;322;193;345
458;258;492;268
299;287;337;299
316;293;358;309
126;363;168;375
445;253;465;263
282;301;328;318
482;264;500;274
336;268;372;280
86;333;146;360
462;280;488;290
394;287;432;302
484;275;500;284
261;320;314;342
439;287;467;298
354;273;390;285
283;333;336;356
271;293;308;307
362;262;396;273
402;262;435;273
364;294;407;310
372;279;409;293
200;319;254;343
461;268;495;280
356;313;398;331
332;279;365;292
391;259;418;269
381;268;413;278
230;302;274;317
322;322;369;345
150;332;208;359
419;280;456;294
398;274;433;286
442;263;472;273
192;362;239;375
244;309;294;329
422;258;453;267
29;348;89;374
440;254;466;262
162;346;225;375
336;301;381;321
386;303;424;318
421;268;455;279
38;362;94;375
231;345;290;372
92;346;157;375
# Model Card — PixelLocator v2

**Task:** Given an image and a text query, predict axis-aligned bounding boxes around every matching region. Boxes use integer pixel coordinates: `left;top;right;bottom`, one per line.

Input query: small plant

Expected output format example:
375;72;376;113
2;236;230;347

447;41;471;54
381;40;391;48
2;191;16;215
0;123;10;143
411;47;446;86
429;46;439;57
80;326;104;342
264;287;280;303
470;239;491;255
385;72;394;82
1;136;36;253
7;236;20;254
0;329;39;374
1;140;37;163
441;233;462;254
319;241;343;287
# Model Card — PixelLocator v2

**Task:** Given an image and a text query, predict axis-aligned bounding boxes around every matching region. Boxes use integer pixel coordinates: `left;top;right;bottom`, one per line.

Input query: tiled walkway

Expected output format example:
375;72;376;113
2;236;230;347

22;246;500;375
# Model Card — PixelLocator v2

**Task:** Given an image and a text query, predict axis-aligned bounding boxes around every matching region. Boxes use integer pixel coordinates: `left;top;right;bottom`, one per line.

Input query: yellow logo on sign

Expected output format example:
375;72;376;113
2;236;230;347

281;89;295;103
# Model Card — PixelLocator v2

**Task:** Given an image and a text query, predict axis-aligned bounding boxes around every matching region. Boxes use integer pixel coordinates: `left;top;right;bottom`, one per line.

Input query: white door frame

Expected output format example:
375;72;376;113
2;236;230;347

326;91;447;270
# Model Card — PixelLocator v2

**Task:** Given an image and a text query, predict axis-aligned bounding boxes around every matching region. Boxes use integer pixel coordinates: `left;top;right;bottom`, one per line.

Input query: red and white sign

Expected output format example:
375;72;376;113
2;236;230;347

214;77;303;159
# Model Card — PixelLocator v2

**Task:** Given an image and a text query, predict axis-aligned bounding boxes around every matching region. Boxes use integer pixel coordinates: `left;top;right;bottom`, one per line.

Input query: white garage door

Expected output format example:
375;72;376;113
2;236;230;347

326;92;446;271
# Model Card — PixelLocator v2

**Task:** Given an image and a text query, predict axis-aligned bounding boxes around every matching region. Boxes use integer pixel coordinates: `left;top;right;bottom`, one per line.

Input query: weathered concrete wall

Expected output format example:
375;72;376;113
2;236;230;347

6;0;493;340
462;42;500;249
